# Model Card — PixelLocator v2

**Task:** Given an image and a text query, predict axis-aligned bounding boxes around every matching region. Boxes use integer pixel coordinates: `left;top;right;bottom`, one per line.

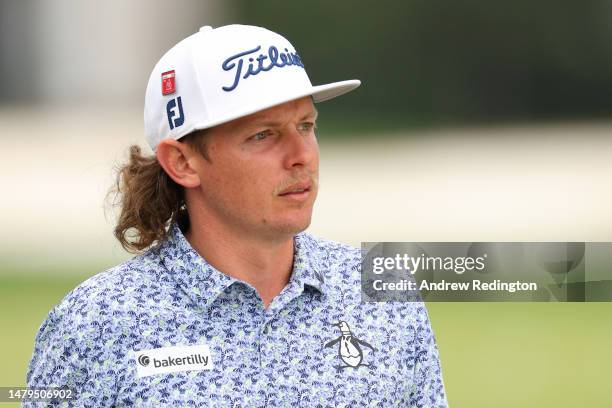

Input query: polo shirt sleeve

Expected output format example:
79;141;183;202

408;304;449;407
24;301;122;407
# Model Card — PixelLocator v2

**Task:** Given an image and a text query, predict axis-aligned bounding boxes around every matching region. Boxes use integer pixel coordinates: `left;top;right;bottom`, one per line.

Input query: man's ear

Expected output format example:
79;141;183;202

156;139;202;188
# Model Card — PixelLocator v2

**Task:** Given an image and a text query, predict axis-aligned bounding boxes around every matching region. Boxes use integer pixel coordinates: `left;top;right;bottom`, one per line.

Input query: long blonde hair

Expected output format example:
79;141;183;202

108;130;209;253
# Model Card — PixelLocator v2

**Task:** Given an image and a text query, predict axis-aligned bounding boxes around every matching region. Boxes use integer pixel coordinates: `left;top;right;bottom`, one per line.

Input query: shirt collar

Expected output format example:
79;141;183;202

158;223;326;309
292;232;326;294
158;223;238;310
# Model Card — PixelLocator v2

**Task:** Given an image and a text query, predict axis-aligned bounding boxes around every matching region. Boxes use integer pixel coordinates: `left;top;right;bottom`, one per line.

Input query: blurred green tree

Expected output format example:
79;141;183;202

236;0;612;131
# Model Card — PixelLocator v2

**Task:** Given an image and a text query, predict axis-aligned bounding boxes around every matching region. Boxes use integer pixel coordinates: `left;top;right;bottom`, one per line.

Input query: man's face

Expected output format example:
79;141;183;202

189;96;319;240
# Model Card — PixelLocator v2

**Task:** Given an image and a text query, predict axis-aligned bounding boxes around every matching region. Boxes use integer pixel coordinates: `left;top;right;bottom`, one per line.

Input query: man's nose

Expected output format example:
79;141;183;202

282;126;318;169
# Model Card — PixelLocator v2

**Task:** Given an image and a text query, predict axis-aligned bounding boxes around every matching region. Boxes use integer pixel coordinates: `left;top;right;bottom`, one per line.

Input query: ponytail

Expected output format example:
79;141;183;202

108;131;208;253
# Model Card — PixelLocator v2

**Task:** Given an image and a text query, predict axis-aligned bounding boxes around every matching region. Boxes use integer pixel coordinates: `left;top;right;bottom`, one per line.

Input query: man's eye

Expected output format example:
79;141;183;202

299;122;315;132
249;131;269;141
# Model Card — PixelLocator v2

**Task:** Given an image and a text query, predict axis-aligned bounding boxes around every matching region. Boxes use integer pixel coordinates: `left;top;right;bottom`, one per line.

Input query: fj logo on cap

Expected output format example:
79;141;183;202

161;70;176;95
134;344;213;378
166;96;185;130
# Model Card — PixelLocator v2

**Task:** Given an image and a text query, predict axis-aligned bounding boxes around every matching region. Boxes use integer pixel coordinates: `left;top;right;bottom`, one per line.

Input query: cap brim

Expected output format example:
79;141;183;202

185;79;361;137
311;79;361;103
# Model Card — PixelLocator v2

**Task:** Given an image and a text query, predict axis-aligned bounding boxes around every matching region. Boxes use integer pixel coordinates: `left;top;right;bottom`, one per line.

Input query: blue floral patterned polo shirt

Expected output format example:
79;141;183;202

26;224;448;407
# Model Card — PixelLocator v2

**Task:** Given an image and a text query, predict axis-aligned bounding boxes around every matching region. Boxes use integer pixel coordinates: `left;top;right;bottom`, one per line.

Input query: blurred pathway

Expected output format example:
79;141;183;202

1;107;611;274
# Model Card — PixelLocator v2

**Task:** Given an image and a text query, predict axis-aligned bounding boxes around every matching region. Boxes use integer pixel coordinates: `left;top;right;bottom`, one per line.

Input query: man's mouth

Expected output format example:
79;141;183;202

278;182;312;197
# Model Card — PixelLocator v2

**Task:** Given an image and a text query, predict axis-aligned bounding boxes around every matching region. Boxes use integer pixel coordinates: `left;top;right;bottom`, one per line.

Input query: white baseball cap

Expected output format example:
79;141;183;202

144;24;361;151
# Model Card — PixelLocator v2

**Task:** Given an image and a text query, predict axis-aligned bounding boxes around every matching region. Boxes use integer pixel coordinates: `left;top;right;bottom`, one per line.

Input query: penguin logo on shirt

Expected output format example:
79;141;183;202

324;321;376;371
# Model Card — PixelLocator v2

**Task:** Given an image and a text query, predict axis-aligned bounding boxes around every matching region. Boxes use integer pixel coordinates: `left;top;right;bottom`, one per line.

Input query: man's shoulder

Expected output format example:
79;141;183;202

52;252;164;324
26;254;168;389
298;232;360;261
297;232;361;286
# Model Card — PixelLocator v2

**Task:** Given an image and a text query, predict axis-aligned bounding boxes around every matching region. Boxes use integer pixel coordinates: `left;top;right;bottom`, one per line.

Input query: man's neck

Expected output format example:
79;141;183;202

184;219;295;309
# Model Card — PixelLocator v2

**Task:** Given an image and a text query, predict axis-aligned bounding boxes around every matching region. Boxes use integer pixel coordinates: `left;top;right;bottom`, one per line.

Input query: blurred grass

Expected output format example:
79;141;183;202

1;273;611;407
428;302;612;407
0;274;90;381
0;273;90;408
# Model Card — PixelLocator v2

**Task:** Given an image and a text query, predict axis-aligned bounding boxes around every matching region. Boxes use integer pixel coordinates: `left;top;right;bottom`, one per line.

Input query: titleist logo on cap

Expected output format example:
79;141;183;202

221;45;305;92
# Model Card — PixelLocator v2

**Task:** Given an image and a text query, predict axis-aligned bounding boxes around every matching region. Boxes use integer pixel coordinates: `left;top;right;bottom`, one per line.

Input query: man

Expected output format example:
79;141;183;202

26;24;448;407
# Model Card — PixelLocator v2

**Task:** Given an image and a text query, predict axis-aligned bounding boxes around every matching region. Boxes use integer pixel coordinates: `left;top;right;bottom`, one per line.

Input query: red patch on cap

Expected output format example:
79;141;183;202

161;70;176;95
